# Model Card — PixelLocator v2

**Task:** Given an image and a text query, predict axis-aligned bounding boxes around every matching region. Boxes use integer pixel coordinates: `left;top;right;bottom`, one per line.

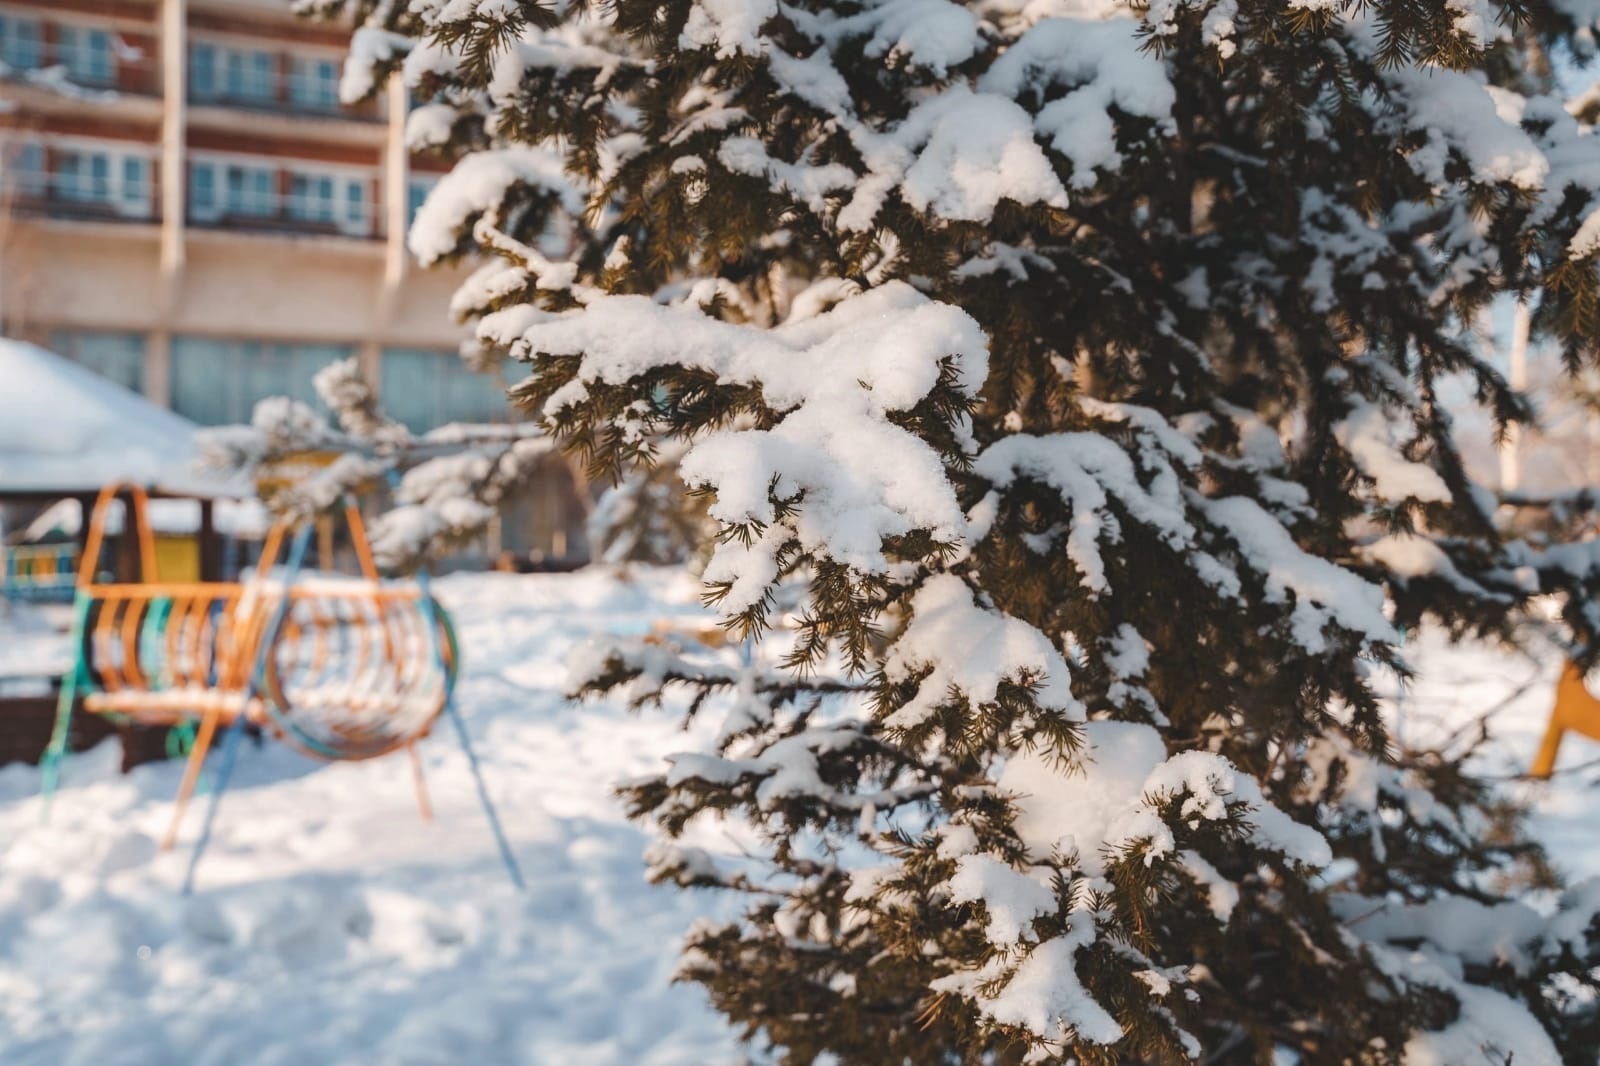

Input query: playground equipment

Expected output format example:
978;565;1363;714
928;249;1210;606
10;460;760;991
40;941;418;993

1531;661;1600;779
40;480;524;891
2;541;78;603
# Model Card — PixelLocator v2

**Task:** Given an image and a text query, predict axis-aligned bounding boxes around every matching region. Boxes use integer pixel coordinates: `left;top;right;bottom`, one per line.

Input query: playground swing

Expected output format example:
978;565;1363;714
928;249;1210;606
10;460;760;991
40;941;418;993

40;481;524;892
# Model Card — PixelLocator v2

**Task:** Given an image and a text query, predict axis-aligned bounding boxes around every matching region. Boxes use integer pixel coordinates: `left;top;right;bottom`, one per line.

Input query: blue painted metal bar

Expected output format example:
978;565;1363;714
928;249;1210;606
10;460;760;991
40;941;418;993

182;523;314;895
39;593;92;821
415;566;525;892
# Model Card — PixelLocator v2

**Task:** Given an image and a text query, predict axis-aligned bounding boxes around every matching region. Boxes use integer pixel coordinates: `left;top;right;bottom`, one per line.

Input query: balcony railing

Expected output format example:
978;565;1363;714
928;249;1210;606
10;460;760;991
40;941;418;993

0;47;163;98
187;183;379;240
188;84;381;121
186;208;380;241
5;175;158;225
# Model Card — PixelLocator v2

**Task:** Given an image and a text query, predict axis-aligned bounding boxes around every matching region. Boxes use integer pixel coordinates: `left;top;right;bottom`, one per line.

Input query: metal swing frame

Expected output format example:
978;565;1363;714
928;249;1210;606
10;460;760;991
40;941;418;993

39;481;524;892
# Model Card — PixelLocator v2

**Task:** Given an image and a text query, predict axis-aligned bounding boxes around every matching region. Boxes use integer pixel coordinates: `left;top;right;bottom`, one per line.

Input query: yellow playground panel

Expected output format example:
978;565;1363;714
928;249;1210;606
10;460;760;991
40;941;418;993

1531;661;1600;779
41;480;523;891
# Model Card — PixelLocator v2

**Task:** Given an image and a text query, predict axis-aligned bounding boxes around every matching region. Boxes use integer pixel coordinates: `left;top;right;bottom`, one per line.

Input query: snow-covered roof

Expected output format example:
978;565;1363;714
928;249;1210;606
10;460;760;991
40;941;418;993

19;496;272;541
0;338;245;496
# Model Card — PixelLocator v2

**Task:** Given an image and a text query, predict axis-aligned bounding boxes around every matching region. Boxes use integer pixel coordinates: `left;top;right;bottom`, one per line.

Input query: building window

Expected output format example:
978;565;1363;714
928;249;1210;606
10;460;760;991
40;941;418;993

55;149;112;204
120;156;150;214
289;56;339;112
190;160;277;222
288;172;335;223
49;331;146;394
189;161;217;219
49;145;153;217
189;42;217;98
224;48;275;102
286;169;369;235
407;177;435;223
57;26;115;86
4;141;46;196
381;348;509;434
191;43;276;104
171;338;352;425
343;178;366;235
225;163;276;217
0;14;42;71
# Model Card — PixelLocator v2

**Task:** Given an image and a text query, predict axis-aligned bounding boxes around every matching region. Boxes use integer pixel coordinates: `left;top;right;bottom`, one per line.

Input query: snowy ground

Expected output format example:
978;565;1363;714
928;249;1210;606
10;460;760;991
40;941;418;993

1376;624;1600;885
0;569;745;1066
1;570;1598;1065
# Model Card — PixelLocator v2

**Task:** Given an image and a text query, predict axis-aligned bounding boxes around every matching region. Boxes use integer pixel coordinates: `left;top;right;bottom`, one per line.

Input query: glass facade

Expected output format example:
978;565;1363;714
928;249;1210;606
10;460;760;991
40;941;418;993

171;337;351;425
49;331;147;394
381;348;510;433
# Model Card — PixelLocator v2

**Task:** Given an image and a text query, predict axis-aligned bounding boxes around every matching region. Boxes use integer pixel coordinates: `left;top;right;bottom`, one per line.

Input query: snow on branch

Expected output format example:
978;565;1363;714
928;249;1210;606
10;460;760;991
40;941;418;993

881;575;1084;731
503;282;987;614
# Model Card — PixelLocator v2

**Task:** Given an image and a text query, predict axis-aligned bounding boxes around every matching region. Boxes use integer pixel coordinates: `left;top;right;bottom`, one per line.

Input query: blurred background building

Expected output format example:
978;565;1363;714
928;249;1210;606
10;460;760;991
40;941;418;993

0;0;589;567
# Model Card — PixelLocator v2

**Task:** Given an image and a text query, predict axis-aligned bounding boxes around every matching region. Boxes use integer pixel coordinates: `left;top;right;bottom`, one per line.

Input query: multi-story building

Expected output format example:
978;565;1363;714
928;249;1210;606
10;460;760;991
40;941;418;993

0;0;589;563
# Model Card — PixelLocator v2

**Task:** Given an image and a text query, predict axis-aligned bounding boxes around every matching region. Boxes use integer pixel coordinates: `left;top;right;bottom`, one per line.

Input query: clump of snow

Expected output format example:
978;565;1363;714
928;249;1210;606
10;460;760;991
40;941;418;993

1388;952;1562;1066
1334;400;1450;505
793;0;983;76
944;854;1057;944
1000;720;1166;874
1361;533;1496;598
977;17;1175;188
931;920;1122;1046
409;149;584;265
681;0;777;58
1200;495;1399;651
1112;750;1332;868
882;575;1083;730
973;432;1194;595
1385;64;1547;190
340;26;411;103
1000;720;1330;874
839;87;1070;230
406;102;458;150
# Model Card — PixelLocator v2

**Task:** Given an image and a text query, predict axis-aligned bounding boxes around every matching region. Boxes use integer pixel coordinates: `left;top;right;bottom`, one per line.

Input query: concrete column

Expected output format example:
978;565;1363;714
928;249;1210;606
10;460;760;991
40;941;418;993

158;0;187;313
381;75;409;299
370;74;410;398
358;338;383;392
146;329;172;407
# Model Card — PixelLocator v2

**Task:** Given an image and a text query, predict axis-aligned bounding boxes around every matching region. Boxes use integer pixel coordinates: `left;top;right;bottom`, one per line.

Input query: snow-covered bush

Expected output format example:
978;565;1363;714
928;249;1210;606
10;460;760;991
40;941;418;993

305;0;1600;1059
198;359;555;570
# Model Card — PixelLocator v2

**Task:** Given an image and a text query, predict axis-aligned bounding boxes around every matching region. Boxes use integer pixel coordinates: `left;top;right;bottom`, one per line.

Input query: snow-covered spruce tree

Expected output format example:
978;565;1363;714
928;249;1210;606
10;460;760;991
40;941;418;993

309;0;1600;1060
